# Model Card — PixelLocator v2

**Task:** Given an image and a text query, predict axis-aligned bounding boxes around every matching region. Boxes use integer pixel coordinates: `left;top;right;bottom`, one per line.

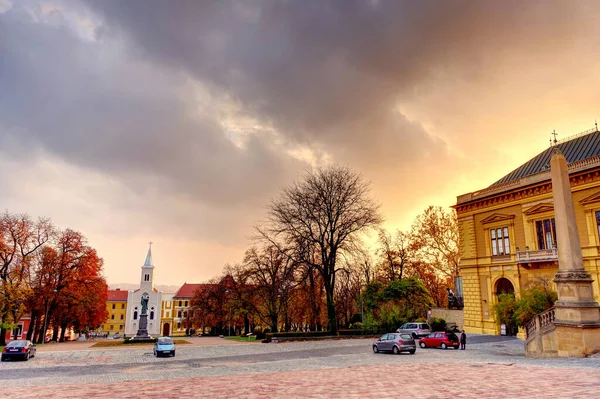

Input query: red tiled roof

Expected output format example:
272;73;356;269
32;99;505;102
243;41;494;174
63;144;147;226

107;289;128;301
173;283;206;298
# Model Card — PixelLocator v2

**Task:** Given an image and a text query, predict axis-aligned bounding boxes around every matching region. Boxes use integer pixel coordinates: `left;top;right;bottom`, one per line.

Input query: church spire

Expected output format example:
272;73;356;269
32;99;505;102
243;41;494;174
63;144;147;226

143;242;153;267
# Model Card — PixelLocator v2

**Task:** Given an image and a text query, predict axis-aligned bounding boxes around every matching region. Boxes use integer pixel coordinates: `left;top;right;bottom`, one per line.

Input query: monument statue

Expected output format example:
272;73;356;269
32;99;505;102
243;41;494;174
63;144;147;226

132;293;151;341
141;293;149;315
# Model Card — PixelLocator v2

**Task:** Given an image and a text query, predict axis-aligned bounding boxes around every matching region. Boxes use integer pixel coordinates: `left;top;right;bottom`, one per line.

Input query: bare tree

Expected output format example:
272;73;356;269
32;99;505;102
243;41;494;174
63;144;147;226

260;165;382;334
377;229;413;281
243;245;297;332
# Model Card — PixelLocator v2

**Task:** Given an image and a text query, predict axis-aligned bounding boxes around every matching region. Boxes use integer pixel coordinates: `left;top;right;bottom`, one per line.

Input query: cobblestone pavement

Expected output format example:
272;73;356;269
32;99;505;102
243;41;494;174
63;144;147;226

6;362;600;398
2;335;600;398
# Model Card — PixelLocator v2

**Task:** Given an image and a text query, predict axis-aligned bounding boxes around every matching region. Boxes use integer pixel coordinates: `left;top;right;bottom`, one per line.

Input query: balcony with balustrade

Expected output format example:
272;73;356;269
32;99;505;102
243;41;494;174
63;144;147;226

516;247;558;268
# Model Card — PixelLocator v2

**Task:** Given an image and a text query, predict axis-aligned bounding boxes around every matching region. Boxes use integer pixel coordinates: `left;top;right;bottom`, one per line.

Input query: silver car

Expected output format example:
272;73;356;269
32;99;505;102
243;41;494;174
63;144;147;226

372;333;416;355
396;322;431;339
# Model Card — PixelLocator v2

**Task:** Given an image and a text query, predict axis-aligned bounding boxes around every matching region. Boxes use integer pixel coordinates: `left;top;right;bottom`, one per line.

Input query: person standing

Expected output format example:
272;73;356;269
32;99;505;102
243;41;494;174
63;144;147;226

460;330;467;350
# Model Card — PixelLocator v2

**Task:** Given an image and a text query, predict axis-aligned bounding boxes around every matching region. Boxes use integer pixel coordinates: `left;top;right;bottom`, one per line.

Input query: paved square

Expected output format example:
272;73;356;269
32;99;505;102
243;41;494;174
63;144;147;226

2;336;600;398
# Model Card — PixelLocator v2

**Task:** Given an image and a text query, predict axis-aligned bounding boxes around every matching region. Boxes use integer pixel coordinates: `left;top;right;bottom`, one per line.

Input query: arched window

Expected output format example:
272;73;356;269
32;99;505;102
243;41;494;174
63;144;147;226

134;311;138;320
150;311;154;320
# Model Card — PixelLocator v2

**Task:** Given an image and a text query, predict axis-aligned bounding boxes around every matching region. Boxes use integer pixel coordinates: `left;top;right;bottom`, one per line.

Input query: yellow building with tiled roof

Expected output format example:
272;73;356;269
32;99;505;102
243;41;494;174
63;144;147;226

102;289;128;335
455;127;600;336
161;293;174;336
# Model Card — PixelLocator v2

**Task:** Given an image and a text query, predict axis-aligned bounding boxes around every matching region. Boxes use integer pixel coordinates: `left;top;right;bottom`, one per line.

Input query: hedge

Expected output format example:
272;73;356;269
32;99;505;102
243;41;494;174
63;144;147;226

266;331;331;339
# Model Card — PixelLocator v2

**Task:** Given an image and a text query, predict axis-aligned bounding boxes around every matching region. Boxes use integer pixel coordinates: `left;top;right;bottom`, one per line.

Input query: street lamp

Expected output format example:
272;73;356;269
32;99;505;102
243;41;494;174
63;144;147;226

360;284;366;329
225;289;232;337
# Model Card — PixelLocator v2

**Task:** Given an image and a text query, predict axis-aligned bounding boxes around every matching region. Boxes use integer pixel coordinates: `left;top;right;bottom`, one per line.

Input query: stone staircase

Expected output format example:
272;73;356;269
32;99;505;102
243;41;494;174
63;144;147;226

525;307;557;357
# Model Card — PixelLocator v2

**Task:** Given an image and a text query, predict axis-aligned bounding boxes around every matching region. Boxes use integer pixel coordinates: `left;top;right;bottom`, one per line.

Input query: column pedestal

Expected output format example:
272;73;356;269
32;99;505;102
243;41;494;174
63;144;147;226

132;314;151;340
553;265;600;357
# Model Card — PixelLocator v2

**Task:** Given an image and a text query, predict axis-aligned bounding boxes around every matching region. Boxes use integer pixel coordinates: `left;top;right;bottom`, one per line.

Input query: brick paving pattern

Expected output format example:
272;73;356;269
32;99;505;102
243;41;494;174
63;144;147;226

3;336;600;398
7;363;600;398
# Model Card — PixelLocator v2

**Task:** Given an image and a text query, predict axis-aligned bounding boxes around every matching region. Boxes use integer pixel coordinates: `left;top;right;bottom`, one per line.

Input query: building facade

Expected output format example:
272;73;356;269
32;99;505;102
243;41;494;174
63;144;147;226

3;317;31;342
160;293;174;337
455;128;600;336
102;289;128;335
124;246;163;337
172;283;203;336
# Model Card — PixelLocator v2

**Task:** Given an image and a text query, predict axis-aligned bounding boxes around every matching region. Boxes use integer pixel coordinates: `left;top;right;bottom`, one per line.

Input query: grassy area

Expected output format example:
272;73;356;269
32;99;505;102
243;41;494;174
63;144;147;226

92;339;191;348
224;336;257;342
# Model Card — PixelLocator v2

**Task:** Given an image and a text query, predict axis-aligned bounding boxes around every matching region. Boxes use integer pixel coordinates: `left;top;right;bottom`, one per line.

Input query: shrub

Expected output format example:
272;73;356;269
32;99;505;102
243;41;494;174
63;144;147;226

123;338;157;344
351;322;363;330
430;318;447;332
267;331;331;339
514;286;557;327
493;293;517;329
253;327;272;340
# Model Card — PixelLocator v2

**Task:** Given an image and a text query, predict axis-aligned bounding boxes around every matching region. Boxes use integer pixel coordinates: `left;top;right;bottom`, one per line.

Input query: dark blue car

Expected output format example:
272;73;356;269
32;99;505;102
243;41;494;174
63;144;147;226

1;340;36;361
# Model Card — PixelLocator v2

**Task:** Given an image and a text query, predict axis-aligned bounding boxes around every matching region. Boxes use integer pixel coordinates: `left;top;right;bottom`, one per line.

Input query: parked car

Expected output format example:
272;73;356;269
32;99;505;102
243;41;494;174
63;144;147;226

372;333;416;355
1;340;36;361
396;322;431;338
154;337;175;357
418;332;460;349
112;333;121;339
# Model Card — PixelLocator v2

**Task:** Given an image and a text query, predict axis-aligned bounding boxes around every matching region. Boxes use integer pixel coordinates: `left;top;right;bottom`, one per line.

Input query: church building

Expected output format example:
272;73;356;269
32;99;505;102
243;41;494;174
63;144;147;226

124;245;163;337
455;127;600;336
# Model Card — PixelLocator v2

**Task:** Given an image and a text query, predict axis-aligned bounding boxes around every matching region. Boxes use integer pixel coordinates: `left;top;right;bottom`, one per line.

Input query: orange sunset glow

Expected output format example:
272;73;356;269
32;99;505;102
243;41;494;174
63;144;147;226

2;0;600;286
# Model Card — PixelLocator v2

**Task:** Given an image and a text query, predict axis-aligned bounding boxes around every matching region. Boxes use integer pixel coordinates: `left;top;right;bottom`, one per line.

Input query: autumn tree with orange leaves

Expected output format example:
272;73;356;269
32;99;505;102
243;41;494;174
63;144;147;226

1;211;107;344
0;212;53;345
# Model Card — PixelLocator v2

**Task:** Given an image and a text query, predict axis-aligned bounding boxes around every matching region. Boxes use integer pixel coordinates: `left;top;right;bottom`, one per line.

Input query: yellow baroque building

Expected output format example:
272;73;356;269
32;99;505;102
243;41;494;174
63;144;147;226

102;289;128;335
455;128;600;336
161;293;174;337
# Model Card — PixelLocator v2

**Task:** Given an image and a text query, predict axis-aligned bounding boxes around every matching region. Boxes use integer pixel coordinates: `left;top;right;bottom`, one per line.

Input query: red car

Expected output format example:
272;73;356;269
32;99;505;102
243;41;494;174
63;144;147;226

418;332;460;349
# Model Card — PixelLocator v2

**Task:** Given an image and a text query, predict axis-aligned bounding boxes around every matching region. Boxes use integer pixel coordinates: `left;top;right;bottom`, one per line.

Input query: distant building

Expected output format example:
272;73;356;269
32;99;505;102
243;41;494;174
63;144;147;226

124;245;163;337
455;127;600;336
101;289;128;335
161;293;174;336
3;316;31;342
172;283;204;336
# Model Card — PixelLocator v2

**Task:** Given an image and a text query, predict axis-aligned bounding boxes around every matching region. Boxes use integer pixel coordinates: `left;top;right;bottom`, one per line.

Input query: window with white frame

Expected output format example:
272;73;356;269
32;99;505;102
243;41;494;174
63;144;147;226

491;227;511;256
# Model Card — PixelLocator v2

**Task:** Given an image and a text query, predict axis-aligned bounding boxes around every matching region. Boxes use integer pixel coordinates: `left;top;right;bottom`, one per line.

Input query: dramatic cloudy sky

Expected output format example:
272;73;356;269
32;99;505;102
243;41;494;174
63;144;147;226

2;0;600;285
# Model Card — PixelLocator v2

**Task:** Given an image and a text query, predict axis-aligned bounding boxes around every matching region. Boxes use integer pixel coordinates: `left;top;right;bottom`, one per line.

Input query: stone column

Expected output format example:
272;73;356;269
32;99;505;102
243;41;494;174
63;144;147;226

551;149;600;357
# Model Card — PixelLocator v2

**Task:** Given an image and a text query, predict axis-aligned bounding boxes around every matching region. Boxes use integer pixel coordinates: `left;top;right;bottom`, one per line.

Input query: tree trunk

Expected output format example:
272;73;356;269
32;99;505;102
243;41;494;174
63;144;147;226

59;323;68;342
270;313;278;333
52;324;59;341
0;327;6;346
325;285;337;334
27;314;38;341
37;322;46;344
244;314;250;334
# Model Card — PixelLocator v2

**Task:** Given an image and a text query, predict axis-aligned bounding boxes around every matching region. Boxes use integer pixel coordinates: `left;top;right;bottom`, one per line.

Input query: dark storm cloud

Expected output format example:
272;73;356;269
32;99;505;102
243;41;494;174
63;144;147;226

0;0;590;219
83;0;583;167
0;4;303;209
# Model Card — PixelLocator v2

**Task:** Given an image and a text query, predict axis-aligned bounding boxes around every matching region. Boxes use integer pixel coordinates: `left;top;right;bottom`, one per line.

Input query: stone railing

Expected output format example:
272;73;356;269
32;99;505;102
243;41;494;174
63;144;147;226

516;248;558;263
526;307;555;340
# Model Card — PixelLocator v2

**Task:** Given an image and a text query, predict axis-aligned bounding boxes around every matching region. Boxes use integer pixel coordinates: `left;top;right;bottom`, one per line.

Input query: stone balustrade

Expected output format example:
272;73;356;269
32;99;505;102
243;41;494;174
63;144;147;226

516;248;558;264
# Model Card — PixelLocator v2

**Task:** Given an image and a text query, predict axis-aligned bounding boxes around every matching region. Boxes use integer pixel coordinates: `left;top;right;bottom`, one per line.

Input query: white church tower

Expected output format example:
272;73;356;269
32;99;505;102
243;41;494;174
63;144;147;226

125;244;163;337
